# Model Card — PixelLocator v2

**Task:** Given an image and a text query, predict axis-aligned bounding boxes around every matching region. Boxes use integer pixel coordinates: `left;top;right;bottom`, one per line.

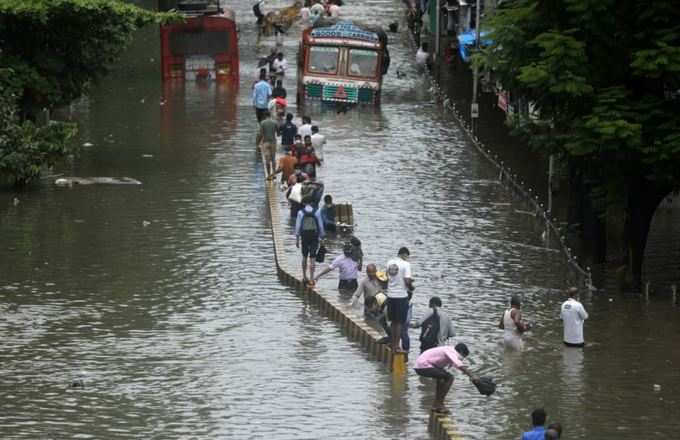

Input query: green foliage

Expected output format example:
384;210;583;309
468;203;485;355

484;0;680;189
0;69;76;185
0;0;171;114
0;1;174;185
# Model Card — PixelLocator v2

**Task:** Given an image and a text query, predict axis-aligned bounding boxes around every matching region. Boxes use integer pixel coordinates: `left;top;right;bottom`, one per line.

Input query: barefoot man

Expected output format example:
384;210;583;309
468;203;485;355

385;247;414;352
414;343;480;414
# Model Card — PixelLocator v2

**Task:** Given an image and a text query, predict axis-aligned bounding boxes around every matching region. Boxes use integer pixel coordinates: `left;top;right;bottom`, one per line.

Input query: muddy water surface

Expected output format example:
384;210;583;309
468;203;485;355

1;0;679;439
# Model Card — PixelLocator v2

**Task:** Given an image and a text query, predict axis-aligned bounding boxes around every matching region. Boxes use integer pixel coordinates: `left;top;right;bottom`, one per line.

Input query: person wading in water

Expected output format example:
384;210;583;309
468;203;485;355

413;343;480;414
499;295;531;351
561;287;588;348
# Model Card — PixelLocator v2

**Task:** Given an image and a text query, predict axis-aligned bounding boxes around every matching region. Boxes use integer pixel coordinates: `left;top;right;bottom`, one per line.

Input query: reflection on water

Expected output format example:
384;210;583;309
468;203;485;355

1;0;680;439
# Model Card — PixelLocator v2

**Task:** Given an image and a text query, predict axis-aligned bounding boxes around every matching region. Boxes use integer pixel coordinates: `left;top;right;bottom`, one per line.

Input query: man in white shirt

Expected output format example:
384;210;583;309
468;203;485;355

386;247;414;353
310;125;326;162
416;42;429;66
271;52;287;77
300;5;310;21
560;287;588;347
299;115;313;139
328;3;340;17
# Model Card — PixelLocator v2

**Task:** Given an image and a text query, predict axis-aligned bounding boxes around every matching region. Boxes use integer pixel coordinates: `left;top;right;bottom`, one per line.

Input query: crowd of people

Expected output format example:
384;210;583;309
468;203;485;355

254;0;344;41
299;0;343;23
252;11;589;435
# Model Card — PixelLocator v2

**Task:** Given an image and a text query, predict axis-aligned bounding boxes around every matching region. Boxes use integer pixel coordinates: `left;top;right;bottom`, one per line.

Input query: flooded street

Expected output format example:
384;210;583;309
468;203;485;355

1;0;679;439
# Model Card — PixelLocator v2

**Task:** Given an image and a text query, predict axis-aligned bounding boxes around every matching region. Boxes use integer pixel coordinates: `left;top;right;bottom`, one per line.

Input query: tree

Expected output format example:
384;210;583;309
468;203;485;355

482;0;680;288
0;0;172;185
0;69;76;185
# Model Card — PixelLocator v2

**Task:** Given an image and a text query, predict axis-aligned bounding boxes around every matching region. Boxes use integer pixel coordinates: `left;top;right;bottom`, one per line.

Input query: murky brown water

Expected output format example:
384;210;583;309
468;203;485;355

1;1;679;439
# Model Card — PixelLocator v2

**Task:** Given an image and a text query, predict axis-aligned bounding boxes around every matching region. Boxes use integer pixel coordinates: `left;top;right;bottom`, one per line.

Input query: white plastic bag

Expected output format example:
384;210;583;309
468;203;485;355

288;183;303;203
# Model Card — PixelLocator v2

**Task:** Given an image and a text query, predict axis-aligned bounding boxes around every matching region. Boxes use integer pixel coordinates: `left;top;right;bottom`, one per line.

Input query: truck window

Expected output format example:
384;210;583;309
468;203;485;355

308;46;339;74
347;49;378;78
169;30;229;56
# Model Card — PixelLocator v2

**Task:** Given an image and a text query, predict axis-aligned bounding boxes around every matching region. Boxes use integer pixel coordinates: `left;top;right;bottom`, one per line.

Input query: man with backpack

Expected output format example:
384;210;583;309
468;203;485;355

411;296;455;353
295;200;325;286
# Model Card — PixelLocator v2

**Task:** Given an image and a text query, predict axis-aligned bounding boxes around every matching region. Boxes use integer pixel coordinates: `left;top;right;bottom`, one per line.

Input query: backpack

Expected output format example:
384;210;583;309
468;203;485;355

301;211;319;241
419;310;440;353
301;182;316;204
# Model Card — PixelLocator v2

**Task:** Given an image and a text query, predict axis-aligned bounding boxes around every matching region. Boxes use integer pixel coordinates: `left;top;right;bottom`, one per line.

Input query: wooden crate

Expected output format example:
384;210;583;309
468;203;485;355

335;202;354;231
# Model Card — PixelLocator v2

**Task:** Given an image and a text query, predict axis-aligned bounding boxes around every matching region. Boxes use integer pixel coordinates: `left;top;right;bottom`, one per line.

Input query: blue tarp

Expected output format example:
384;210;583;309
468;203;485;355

457;30;492;63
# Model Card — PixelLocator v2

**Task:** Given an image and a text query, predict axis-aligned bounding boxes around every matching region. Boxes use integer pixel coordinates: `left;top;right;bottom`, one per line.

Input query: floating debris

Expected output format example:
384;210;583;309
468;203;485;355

55;177;142;186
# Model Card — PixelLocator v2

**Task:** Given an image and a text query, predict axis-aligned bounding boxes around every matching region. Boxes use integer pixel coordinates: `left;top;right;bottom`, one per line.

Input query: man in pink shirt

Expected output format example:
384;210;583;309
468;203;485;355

414;343;479;413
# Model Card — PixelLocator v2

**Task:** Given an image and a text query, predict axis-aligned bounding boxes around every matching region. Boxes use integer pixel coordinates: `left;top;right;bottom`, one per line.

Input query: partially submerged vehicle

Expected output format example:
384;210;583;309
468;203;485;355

258;1;302;36
160;0;239;82
297;20;390;105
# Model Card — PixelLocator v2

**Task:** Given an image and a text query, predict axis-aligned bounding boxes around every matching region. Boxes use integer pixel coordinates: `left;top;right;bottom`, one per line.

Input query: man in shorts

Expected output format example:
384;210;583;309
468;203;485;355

385;247;414;352
295;201;325;285
414;343;479;413
259;115;278;175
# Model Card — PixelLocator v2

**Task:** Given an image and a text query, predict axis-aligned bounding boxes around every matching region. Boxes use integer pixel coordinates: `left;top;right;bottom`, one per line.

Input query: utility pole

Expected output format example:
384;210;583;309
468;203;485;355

435;0;440;57
548;154;555;214
471;0;481;135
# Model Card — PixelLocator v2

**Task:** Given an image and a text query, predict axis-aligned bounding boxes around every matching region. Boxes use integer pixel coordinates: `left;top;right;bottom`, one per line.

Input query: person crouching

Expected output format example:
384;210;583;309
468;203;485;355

414;343;480;414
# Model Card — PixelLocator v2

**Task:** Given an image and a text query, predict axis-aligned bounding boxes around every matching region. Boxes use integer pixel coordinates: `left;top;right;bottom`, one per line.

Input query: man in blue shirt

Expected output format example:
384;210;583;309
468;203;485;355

252;68;272;122
319;194;336;232
521;408;547;440
279;112;297;151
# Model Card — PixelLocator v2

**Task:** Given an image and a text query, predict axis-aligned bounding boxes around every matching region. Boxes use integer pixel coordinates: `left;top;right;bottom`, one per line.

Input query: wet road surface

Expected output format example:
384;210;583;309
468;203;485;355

1;0;679;439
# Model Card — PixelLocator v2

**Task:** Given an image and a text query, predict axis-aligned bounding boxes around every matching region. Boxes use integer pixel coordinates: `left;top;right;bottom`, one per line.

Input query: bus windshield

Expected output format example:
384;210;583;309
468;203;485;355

347;49;378;78
169;30;229;56
308;46;339;74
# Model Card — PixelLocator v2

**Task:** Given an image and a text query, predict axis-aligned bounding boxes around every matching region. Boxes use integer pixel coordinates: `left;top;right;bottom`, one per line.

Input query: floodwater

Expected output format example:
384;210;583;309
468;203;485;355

1;0;679;439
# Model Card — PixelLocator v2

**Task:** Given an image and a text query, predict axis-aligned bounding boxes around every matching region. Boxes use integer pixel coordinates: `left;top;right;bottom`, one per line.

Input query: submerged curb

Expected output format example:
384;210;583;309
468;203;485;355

260;152;462;440
263;172;393;365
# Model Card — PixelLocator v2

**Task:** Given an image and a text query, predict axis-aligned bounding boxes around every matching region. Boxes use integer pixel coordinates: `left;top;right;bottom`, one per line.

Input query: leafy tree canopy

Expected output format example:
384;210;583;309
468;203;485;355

0;0;175;184
483;0;680;191
0;69;76;184
0;0;174;114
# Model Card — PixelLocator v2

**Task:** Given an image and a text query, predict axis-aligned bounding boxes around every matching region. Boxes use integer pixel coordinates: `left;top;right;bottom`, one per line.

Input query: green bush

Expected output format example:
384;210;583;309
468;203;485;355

0;70;76;184
0;0;174;185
